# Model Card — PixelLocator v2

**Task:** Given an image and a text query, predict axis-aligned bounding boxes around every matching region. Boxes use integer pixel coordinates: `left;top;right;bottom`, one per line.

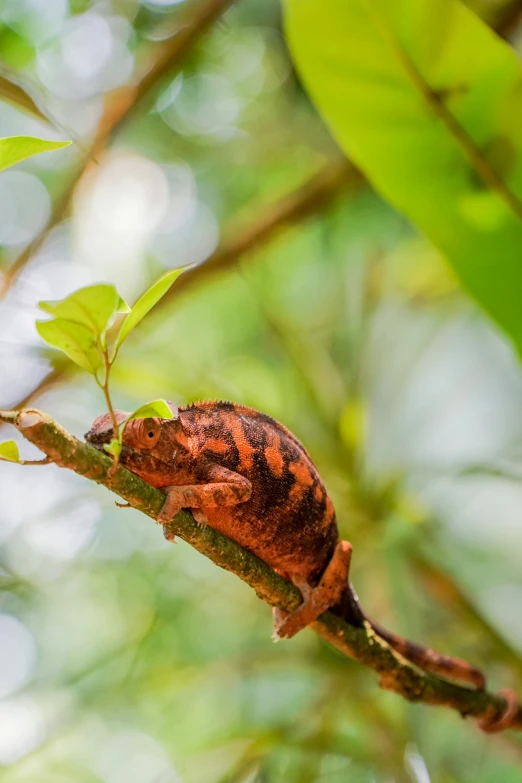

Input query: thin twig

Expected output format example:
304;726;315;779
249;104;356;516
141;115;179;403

106;0;234;140
0;456;52;465
2;406;521;731
157;160;362;311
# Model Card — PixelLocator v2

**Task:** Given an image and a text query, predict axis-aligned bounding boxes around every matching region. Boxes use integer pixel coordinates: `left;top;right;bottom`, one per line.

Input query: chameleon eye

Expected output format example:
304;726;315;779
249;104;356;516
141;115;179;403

137;419;160;447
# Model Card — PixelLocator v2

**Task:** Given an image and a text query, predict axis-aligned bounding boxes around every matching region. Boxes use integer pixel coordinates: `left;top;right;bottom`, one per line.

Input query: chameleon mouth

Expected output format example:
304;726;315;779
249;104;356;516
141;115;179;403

85;433;132;460
84;435;165;470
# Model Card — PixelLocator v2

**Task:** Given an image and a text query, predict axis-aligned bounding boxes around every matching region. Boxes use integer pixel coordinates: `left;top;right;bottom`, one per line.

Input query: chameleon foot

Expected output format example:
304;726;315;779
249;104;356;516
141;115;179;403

191;508;208;526
477;689;519;733
162;524;176;544
157;487;183;525
273;540;353;640
272;590;312;642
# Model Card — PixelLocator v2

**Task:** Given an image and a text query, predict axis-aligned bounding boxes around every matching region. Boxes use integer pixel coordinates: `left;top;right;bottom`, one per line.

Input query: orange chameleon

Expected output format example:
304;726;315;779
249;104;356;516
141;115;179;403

86;399;518;732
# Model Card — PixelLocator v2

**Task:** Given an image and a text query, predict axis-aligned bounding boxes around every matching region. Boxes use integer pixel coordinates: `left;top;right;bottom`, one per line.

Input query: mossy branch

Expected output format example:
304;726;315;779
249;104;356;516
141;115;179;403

1;407;521;732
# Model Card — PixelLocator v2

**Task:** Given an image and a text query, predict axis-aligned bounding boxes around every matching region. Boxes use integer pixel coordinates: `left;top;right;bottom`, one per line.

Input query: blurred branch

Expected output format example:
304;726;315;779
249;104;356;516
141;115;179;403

494;0;522;38
0;0;234;299
158;159;363;307
5;159;361;414
2;406;521;732
0;163;86;296
13;365;70;409
93;0;234;145
0;70;50;123
413;553;522;678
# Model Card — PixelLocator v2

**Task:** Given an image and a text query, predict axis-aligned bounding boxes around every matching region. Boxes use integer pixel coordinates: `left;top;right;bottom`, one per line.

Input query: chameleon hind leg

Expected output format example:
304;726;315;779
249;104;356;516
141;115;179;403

273;540;352;640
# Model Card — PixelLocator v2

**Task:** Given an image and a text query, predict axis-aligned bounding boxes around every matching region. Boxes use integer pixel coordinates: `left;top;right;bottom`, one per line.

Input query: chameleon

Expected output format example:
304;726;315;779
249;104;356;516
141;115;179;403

85;399;517;732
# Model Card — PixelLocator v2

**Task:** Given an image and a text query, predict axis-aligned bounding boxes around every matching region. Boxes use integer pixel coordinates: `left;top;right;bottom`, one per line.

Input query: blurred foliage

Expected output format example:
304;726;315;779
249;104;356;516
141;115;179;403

286;0;522;355
0;1;522;782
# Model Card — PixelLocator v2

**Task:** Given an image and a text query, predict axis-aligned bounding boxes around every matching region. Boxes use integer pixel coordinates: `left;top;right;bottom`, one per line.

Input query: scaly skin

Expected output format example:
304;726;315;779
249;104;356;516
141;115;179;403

86;400;490;695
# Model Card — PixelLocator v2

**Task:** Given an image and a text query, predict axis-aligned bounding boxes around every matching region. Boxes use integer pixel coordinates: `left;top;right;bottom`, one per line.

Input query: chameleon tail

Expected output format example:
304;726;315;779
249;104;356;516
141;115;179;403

275;541;485;690
334;583;486;690
363;615;486;689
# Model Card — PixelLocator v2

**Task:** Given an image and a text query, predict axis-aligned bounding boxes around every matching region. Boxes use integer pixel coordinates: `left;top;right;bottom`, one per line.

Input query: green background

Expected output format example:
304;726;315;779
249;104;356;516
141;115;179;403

0;0;522;780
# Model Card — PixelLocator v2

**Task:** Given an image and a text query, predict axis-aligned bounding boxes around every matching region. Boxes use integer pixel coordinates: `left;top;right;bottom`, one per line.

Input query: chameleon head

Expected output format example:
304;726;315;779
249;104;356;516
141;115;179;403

84;409;130;448
84;403;188;488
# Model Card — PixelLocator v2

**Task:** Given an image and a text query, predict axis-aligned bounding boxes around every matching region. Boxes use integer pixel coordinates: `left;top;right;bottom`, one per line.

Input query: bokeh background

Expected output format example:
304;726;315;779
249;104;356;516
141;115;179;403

1;0;522;780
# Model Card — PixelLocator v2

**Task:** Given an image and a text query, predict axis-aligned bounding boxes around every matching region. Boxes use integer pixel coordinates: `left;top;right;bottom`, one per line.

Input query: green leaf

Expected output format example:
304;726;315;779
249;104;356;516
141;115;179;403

38;284;120;337
0;440;20;462
115;267;191;352
0;136;70;172
284;0;522;354
0;73;49;123
127;399;175;422
36;318;101;375
117;296;131;313
104;439;122;458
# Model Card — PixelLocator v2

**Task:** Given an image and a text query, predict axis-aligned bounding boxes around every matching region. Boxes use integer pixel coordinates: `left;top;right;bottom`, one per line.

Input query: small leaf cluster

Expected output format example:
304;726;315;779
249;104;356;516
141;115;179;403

0;268;188;464
35;267;187;376
36;283;130;376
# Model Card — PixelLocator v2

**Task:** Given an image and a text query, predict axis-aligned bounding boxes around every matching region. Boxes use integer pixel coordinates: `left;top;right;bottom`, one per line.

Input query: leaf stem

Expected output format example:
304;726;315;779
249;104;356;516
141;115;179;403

98;348;119;441
98;347;124;478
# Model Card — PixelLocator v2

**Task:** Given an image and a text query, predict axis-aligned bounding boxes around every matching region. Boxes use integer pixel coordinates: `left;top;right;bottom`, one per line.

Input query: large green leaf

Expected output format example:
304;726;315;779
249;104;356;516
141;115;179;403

36;318;101;375
0;136;70;172
114;267;190;353
38;284;120;337
284;0;522;353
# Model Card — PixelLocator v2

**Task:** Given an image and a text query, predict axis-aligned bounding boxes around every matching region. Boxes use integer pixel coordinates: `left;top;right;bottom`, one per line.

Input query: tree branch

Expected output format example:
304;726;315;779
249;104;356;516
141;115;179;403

1;407;520;731
157;159;362;310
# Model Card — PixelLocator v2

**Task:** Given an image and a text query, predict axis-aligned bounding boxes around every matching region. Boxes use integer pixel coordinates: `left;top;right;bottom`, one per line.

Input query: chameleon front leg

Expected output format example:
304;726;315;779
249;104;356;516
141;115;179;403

273;540;353;640
158;463;252;527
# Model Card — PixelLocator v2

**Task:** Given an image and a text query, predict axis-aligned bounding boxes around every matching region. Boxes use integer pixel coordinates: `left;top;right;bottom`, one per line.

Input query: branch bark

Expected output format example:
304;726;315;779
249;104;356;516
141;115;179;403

1;407;520;732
